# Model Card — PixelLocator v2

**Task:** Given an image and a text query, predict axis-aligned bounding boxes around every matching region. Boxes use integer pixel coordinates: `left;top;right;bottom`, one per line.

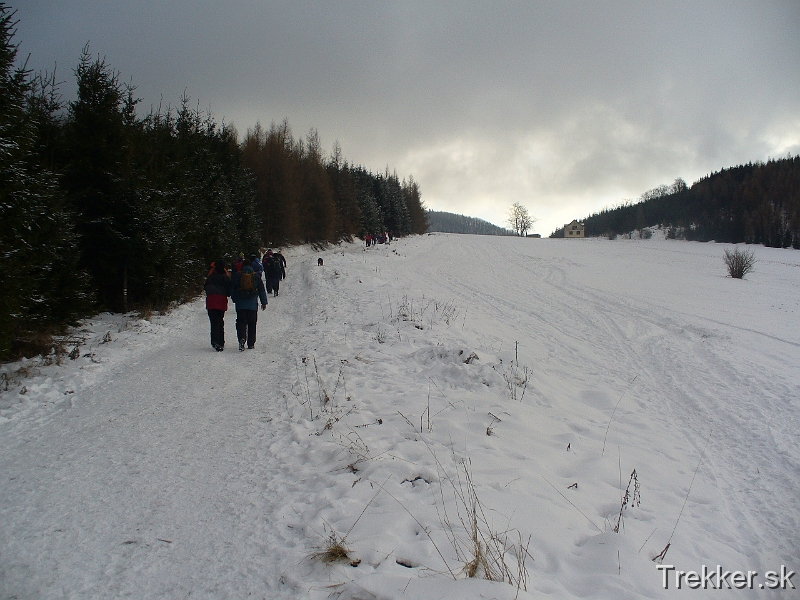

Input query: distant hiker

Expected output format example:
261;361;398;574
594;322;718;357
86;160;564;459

233;252;245;273
264;252;283;296
230;264;268;351
317;257;324;266
262;249;273;274
274;250;287;279
204;259;232;351
262;250;273;293
249;254;264;278
365;234;372;247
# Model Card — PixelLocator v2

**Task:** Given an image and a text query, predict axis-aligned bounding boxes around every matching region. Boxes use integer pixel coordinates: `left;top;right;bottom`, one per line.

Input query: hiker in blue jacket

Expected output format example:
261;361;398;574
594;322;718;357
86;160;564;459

230;265;268;351
249;254;264;278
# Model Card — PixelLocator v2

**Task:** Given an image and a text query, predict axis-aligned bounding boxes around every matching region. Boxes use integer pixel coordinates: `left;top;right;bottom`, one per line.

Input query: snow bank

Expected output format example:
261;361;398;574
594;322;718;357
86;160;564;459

2;236;798;599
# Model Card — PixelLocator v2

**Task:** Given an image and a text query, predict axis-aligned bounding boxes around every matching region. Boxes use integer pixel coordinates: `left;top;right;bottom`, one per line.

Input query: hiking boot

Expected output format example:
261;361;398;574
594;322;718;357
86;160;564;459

239;340;245;352
247;345;254;350
214;344;224;352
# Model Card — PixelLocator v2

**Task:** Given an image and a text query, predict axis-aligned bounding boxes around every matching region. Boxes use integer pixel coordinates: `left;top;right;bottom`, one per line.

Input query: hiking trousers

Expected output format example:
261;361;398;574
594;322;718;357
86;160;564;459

235;309;258;348
266;277;280;295
207;309;226;349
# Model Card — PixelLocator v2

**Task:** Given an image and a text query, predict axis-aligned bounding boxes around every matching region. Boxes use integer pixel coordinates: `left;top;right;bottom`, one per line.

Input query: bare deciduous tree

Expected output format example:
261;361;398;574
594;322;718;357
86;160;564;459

507;202;536;236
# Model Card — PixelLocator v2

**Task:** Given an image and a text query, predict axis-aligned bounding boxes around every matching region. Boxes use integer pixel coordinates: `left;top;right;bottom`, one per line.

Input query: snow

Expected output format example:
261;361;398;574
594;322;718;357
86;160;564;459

1;235;798;599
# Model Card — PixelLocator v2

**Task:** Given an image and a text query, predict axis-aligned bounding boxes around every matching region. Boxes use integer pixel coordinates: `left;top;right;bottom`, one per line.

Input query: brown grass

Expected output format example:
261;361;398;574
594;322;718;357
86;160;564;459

313;531;351;564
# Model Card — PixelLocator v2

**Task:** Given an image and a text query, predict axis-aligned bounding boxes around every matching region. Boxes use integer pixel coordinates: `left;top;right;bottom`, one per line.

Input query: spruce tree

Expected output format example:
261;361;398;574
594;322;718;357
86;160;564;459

0;4;88;357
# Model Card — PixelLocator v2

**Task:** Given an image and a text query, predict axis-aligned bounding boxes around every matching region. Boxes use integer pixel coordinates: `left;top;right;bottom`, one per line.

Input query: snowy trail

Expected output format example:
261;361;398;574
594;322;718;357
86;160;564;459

4;304;282;597
2;235;799;599
0;256;332;598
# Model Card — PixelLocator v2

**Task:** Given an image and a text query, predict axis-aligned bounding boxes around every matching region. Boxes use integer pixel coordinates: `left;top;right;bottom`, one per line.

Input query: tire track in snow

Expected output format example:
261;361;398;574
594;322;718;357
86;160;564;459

408;236;800;569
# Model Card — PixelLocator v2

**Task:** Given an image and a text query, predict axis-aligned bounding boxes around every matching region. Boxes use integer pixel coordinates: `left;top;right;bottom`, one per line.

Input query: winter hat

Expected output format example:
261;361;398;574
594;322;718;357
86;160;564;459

214;259;226;273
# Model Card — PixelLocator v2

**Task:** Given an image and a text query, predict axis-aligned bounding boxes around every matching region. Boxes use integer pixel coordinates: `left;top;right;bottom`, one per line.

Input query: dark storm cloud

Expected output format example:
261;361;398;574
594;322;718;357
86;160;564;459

12;0;800;233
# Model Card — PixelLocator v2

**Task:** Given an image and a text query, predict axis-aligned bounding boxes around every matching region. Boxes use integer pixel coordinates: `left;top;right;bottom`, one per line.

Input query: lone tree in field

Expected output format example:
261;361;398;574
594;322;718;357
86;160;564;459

724;247;756;279
507;202;536;236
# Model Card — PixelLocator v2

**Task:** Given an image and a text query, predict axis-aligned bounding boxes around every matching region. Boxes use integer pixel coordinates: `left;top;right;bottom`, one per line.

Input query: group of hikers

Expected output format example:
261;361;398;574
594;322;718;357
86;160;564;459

365;231;393;246
203;249;287;352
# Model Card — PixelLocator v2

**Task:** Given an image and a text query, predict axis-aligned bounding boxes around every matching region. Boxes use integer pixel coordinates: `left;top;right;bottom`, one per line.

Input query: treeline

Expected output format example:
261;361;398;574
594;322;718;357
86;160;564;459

241;122;427;247
0;4;426;359
552;156;800;248
427;210;513;235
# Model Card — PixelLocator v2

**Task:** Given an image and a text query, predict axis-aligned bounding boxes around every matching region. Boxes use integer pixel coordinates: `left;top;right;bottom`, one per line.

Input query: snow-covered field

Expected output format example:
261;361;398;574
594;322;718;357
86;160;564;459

1;235;798;599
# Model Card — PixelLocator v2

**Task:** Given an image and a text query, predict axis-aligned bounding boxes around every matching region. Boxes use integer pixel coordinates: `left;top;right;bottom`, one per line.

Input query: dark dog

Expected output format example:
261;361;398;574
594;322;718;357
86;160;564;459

317;257;324;266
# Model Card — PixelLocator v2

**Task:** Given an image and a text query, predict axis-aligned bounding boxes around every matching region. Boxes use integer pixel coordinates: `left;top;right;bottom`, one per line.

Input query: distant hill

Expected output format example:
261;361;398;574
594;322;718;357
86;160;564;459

551;156;800;248
427;211;514;235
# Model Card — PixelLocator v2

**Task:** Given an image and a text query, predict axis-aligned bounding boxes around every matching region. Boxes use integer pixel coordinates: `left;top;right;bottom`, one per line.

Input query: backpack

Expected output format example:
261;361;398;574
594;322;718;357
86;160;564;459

237;271;258;298
267;255;282;277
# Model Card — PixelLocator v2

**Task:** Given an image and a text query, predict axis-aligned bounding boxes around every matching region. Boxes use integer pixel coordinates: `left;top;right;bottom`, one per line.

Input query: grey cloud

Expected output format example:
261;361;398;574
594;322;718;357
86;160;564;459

12;0;800;232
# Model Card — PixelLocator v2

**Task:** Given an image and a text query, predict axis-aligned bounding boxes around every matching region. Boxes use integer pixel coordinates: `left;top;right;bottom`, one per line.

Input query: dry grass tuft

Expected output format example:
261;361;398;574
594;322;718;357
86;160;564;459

313;531;351;564
435;456;532;592
137;304;154;321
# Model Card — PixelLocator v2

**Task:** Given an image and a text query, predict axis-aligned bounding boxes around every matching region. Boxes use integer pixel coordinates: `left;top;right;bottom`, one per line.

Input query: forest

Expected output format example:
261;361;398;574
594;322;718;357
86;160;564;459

0;4;427;359
426;210;514;235
552;157;800;247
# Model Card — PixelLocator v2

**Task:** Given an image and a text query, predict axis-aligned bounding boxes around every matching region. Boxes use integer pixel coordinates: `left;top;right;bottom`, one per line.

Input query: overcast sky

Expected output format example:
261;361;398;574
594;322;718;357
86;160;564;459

12;0;800;234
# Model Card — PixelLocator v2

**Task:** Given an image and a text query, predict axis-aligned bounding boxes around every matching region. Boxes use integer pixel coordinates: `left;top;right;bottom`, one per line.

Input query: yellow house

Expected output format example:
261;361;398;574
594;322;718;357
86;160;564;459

564;220;585;238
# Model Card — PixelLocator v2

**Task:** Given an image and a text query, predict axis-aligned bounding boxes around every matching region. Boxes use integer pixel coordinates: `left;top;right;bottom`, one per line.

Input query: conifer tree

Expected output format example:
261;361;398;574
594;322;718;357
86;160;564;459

62;45;136;310
0;3;88;357
326;141;361;241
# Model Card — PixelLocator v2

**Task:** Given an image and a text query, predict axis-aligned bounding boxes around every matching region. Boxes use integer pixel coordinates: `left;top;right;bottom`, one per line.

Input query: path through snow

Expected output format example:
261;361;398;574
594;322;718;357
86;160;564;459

2;235;799;599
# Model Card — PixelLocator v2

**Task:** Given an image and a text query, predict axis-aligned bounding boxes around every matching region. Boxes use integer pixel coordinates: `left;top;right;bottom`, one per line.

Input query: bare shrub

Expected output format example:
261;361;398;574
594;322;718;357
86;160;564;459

137;304;154;321
11;330;56;360
723;247;755;279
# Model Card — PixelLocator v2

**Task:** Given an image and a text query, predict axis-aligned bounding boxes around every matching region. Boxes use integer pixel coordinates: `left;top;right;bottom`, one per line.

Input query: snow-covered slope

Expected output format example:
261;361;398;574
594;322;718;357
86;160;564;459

2;235;798;599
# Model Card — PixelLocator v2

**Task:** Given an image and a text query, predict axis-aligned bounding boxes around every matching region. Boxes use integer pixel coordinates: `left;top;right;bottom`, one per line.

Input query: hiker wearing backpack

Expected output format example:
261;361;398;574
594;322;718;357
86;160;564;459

264;252;283;297
249;254;264;278
262;250;273;293
204;259;232;351
274;250;287;280
230;265;268;351
233;253;245;273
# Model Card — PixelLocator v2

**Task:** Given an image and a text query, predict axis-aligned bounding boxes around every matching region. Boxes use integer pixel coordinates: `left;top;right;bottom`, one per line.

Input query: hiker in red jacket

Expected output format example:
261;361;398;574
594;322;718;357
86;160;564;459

204;260;232;351
233;252;245;273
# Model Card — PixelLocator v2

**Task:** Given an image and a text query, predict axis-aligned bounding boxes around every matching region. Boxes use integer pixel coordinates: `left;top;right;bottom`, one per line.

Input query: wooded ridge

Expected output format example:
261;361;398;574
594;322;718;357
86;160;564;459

551;157;800;247
426;210;514;236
